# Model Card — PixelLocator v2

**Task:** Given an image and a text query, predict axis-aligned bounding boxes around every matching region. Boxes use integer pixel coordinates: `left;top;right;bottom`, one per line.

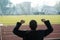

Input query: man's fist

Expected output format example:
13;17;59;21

20;20;25;24
41;19;47;22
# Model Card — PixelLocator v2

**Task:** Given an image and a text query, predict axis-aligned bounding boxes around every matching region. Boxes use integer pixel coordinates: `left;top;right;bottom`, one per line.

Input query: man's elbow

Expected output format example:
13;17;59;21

50;28;53;33
13;29;17;34
47;28;53;33
51;28;53;32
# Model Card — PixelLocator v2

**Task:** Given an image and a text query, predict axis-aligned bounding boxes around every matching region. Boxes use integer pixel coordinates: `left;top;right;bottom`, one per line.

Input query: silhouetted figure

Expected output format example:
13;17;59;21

13;19;53;40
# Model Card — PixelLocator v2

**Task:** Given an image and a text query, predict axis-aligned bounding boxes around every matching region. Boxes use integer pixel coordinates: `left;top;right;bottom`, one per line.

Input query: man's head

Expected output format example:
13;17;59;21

29;20;37;30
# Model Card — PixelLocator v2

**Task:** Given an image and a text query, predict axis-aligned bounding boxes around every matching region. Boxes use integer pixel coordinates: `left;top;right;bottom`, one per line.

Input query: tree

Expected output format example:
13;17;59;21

0;0;9;15
55;1;60;14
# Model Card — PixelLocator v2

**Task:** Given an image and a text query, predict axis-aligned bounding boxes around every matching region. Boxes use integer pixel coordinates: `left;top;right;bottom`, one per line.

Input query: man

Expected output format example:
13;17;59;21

13;19;53;40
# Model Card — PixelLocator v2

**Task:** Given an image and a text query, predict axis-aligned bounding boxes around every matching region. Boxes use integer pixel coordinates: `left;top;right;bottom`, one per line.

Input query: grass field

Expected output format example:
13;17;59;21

0;15;60;25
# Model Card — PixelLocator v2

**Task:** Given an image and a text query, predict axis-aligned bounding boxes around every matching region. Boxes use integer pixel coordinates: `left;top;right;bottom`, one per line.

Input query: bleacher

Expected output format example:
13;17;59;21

0;24;60;40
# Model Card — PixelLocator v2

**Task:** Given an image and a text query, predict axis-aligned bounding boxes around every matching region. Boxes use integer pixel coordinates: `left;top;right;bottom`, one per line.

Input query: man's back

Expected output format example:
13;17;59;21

13;19;53;40
23;30;44;40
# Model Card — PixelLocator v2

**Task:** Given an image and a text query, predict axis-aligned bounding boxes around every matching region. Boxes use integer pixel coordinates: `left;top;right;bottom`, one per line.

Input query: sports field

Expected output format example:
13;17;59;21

0;15;60;25
0;15;60;40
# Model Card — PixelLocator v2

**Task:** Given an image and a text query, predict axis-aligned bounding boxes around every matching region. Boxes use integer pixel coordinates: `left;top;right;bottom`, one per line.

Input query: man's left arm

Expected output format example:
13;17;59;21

41;19;53;37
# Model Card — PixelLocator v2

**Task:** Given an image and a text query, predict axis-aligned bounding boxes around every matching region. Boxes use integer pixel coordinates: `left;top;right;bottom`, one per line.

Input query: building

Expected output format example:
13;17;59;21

42;5;58;15
15;2;32;15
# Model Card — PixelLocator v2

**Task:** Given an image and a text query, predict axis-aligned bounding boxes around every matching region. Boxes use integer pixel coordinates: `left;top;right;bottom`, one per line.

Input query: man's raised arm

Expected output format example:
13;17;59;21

41;19;53;37
13;20;25;37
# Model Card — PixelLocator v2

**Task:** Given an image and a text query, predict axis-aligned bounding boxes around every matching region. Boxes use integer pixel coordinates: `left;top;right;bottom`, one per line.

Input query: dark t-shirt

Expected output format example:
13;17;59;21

13;20;53;40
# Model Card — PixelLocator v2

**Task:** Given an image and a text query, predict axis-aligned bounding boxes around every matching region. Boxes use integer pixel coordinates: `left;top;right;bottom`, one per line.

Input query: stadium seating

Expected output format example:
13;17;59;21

0;24;60;40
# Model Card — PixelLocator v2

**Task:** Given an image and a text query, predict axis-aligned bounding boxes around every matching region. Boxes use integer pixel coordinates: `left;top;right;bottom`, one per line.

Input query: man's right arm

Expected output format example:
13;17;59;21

13;20;26;37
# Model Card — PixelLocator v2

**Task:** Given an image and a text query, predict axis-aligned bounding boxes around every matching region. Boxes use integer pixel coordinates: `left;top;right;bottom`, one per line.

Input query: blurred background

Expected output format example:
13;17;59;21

0;0;60;15
0;0;60;40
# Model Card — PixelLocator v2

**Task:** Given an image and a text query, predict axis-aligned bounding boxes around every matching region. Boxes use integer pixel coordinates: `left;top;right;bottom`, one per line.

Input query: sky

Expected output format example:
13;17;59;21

10;0;60;7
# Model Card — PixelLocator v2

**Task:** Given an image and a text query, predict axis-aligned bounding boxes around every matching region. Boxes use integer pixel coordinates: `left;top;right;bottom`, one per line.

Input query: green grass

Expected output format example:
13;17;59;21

0;15;60;25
